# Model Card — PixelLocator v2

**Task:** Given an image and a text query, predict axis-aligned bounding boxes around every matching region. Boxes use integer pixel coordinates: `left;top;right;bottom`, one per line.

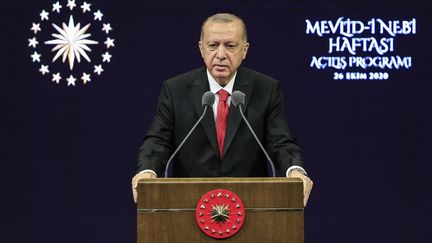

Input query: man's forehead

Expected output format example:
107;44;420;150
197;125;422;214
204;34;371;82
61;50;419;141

203;22;243;40
207;29;235;37
205;21;239;30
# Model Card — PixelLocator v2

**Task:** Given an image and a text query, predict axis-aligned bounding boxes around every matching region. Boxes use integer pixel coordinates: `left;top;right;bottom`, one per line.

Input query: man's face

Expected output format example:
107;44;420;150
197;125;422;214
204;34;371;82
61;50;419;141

199;20;249;86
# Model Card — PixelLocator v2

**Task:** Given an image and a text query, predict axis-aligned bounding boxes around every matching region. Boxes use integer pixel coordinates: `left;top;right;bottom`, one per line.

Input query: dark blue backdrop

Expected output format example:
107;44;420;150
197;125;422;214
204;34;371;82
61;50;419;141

1;0;431;242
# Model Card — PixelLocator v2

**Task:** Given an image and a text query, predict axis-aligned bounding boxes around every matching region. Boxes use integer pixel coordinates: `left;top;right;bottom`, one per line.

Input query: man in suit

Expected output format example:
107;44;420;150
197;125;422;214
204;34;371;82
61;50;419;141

132;13;313;206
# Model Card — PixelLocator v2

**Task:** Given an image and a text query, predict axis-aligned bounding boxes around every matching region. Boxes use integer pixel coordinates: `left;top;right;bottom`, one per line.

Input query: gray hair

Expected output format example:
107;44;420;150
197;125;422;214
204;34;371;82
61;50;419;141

200;13;248;41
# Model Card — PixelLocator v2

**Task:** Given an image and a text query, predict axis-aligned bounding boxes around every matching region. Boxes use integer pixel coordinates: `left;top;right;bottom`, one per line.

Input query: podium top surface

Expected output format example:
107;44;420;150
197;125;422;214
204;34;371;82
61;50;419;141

138;177;302;184
137;177;304;209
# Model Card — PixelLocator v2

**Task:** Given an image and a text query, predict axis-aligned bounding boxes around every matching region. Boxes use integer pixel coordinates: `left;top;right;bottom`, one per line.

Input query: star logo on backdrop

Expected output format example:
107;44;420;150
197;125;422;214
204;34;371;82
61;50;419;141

28;0;115;86
45;15;98;70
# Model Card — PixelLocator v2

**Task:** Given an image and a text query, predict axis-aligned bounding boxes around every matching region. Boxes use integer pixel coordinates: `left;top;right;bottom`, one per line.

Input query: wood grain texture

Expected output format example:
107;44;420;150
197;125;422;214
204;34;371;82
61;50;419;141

137;178;304;243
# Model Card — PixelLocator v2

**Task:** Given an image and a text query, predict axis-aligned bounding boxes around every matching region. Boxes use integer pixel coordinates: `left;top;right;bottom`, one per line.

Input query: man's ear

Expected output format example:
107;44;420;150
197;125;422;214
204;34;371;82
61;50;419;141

242;42;250;59
198;41;204;58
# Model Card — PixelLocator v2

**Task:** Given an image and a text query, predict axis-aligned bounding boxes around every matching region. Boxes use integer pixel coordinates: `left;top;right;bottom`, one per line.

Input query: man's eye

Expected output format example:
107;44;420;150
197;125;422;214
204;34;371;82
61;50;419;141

226;44;237;51
208;44;218;50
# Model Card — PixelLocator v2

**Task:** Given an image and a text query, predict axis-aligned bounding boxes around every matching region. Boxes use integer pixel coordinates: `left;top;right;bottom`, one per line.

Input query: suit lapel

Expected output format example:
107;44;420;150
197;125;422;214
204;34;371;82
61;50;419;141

222;68;254;158
190;69;219;157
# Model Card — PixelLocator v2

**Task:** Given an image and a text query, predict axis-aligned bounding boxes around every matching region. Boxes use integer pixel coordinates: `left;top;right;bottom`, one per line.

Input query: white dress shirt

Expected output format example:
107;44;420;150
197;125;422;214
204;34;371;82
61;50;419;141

207;69;236;121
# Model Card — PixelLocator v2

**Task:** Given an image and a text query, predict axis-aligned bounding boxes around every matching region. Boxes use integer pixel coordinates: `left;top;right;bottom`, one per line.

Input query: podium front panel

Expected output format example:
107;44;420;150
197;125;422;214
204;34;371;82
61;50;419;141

137;178;304;243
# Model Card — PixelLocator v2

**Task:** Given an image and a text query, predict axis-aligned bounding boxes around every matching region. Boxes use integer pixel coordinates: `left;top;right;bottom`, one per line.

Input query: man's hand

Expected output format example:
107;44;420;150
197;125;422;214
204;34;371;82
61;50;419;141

131;172;157;203
288;170;313;207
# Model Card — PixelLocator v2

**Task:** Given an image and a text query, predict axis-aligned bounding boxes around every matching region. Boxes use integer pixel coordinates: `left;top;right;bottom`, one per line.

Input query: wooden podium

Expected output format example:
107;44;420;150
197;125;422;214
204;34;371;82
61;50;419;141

137;178;304;243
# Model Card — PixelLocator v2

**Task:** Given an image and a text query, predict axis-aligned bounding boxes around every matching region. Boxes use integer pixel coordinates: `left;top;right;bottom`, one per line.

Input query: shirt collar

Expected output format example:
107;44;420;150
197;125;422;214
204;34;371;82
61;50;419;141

206;69;236;95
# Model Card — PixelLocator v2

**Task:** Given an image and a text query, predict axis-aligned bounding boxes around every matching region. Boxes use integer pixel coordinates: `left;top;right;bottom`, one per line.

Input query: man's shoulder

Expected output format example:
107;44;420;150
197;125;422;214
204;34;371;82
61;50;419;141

238;66;279;86
164;67;206;86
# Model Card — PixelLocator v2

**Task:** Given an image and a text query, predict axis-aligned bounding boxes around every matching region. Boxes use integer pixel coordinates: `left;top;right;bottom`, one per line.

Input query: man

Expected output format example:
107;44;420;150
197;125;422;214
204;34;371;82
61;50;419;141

132;13;313;206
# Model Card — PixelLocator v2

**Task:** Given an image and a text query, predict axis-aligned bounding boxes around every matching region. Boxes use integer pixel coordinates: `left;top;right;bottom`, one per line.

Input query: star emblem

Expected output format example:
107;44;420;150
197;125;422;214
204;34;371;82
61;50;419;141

52;72;62;83
67;75;76;86
93;10;103;21
196;189;246;239
31;23;41;34
94;65;104;75
104;37;115;48
45;15;98;70
102;23;112;34
39;65;49;75
67;0;76;10
210;204;230;223
40;10;49;21
31;51;41;62
81;72;91;84
28;0;116;86
81;2;91;13
28;37;39;48
102;52;112;63
52;1;62;13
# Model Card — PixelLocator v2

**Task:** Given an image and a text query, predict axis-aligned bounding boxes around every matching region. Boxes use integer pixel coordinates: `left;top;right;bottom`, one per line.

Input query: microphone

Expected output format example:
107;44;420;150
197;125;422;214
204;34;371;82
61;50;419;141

232;91;276;177
164;91;215;178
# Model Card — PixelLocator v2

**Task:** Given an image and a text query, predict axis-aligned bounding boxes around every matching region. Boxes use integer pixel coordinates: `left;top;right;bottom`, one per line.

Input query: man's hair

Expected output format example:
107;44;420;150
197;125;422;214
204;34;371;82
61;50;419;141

200;13;248;41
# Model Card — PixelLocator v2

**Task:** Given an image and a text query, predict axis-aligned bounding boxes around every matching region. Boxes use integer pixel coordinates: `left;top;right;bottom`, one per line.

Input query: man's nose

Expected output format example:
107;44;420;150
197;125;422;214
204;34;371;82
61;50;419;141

216;46;227;60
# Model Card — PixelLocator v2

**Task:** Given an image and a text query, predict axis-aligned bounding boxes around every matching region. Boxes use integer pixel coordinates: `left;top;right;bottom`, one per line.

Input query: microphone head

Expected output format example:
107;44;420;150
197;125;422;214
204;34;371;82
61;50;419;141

202;91;215;107
232;91;245;107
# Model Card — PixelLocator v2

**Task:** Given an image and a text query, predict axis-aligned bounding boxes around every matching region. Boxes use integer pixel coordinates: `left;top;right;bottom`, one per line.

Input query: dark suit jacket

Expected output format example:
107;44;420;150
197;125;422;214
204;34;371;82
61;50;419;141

137;67;303;177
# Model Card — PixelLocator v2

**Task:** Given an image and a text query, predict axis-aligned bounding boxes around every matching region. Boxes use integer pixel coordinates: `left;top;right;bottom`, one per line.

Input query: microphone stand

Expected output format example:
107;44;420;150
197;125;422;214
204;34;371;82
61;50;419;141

237;104;276;177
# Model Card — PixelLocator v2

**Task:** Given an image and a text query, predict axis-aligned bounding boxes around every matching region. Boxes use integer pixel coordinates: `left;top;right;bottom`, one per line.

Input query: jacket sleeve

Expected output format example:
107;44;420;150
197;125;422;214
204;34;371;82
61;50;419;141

136;81;174;176
264;81;304;174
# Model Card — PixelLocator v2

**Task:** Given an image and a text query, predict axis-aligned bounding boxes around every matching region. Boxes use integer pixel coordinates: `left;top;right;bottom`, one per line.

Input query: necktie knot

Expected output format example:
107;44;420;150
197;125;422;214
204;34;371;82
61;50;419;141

218;89;229;102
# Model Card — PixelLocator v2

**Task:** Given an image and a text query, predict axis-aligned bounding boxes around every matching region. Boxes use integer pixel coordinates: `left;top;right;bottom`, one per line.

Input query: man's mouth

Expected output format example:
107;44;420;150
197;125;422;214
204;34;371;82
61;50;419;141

214;64;228;68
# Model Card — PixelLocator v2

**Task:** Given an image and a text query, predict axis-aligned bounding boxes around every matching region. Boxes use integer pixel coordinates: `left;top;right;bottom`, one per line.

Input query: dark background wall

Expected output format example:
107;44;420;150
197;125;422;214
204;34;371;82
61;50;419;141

1;0;431;242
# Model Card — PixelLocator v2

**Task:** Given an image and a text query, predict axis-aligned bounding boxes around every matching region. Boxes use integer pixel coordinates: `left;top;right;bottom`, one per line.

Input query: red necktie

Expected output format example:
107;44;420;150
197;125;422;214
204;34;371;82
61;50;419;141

216;89;230;158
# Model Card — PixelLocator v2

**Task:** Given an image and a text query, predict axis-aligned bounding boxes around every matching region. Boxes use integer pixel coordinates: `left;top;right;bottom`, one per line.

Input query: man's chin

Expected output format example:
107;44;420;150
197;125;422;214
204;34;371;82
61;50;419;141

211;70;231;79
